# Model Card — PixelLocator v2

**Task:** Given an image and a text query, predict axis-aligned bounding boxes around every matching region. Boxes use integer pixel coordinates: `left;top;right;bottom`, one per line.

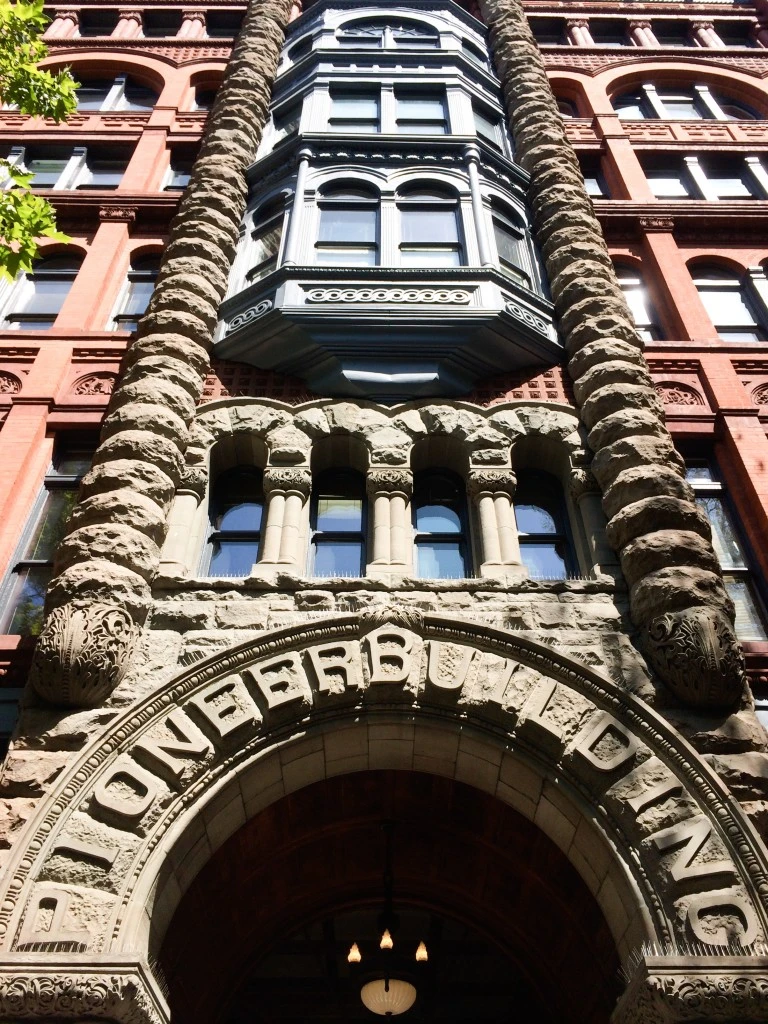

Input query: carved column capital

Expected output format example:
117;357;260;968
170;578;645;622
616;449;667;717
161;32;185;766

569;467;600;502
628;19;651;30
367;468;413;498
264;467;312;497
639;217;675;233
99;206;137;223
181;7;207;20
467;470;516;499
117;8;143;20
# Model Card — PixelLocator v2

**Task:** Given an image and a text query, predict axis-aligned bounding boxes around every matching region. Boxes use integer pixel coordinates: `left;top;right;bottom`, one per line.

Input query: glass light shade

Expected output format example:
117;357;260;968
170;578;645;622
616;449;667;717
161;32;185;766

360;978;417;1016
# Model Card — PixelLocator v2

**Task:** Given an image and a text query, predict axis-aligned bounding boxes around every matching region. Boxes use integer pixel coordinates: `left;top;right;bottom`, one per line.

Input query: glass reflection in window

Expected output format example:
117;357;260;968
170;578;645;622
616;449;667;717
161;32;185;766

207;467;264;576
316;185;379;266
311;470;365;577
413;471;469;579
514;471;574;580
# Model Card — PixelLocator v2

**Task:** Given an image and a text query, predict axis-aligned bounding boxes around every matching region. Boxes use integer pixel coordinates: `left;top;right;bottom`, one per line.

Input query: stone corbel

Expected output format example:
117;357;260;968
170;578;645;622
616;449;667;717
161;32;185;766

612;954;768;1024
0;953;169;1023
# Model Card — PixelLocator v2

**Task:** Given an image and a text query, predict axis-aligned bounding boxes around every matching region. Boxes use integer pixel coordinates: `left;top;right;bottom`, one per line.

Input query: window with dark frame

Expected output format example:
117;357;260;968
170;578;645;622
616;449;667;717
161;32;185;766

397;185;463;267
310;469;366;578
492;204;530;286
112;254;161;331
692;264;766;341
0;441;95;635
247;199;284;282
685;462;768;640
2;254;82;330
413;470;470;579
514;471;575;580
329;91;380;133
206;466;264;577
395;91;448;135
316;185;379;266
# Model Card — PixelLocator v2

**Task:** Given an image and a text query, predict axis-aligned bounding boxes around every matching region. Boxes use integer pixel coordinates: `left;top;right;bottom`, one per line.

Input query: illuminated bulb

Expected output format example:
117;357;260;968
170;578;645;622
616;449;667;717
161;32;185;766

415;941;428;962
347;942;362;964
380;928;394;950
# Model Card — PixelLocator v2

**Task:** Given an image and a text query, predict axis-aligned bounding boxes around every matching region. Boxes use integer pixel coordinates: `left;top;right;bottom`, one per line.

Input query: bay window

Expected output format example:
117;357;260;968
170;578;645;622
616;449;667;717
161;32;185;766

316;184;379;266
398;185;463;267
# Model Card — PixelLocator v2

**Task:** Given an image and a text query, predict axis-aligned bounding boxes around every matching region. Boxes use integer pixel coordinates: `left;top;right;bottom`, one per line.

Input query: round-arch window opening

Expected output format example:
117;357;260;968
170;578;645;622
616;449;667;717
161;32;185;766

413;470;470;578
207;466;264;576
514;470;576;580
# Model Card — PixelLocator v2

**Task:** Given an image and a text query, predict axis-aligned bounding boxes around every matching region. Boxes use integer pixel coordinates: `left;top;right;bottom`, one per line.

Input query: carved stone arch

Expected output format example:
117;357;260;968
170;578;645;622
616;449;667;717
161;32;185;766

5;613;768;997
412;402;511;467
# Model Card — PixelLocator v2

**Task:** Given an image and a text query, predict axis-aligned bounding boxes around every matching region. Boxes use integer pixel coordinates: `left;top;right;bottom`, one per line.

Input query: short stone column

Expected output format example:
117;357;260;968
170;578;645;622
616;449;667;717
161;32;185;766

113;9;144;37
261;467;311;571
691;20;724;47
159;468;206;576
177;8;207;38
612;953;768;1023
569;469;620;578
566;19;593;45
366;469;413;577
628;20;658;46
43;8;79;38
468;471;521;578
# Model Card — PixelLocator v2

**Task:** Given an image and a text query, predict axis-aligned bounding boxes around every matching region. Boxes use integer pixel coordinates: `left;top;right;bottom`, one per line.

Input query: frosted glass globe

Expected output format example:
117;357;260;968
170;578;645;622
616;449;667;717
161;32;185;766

360;978;417;1016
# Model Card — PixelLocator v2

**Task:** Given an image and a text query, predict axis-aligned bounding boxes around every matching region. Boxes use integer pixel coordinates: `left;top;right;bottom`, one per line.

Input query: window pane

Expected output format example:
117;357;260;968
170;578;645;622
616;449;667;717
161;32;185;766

708;176;753;199
726;579;768;641
316;247;378;266
698;288;756;327
319;208;377;243
520;542;568;579
494;220;521;266
27;159;68;187
662;99;702;119
648;175;690;198
615;98;644;120
313;540;363;577
400;248;461;267
416;542;466;579
695;496;746;568
475;108;501;146
401;208;458;243
5;566;51;635
515;503;558;535
620;282;655;329
397;96;445;120
122;280;155;317
415;504;462;533
317;496;363;533
213;469;264;531
76;82;112;109
55;452;93;476
24;488;78;560
24;279;72;315
685;464;715;483
332;96;379;120
209;540;259;576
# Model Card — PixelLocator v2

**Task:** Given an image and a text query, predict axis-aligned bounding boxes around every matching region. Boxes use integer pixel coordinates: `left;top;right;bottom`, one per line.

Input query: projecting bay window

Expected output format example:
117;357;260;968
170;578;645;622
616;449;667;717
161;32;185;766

336;18;439;50
0;443;93;635
205;467;264;576
686;463;767;640
316;185;379;266
247;199;285;282
329;92;380;133
413;471;470;579
395;91;448;135
492;204;530;286
310;470;366;577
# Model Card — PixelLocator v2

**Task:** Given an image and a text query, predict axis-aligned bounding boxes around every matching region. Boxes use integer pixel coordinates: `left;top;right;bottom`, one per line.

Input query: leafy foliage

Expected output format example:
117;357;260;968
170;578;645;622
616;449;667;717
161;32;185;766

0;0;77;280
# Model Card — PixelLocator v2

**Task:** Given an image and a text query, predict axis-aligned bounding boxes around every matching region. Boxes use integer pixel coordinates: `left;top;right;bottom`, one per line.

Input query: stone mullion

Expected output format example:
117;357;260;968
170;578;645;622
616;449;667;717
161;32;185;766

480;0;745;707
30;0;295;707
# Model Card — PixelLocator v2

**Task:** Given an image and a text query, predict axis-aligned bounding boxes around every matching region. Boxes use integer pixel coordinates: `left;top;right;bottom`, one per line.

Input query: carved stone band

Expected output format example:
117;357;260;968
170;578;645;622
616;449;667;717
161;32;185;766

612;954;768;1024
305;287;472;304
0;955;169;1024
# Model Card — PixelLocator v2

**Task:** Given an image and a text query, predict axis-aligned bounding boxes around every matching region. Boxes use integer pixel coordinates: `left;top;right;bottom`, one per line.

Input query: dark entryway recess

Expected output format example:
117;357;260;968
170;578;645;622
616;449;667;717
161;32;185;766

160;770;620;1023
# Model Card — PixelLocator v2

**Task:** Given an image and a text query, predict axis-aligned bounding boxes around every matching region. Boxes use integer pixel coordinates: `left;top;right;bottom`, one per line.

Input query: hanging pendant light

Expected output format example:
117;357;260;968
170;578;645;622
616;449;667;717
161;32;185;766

346;822;429;1017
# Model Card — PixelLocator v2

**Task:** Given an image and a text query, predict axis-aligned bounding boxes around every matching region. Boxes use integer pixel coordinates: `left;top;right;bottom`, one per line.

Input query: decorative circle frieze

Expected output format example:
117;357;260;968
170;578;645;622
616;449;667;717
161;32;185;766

305;287;472;304
752;383;768;407
654;383;704;407
226;300;273;334
504;301;548;334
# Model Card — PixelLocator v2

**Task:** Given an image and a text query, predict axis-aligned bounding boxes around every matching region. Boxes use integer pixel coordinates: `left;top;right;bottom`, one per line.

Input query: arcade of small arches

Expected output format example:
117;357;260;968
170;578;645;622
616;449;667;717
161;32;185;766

160;397;616;583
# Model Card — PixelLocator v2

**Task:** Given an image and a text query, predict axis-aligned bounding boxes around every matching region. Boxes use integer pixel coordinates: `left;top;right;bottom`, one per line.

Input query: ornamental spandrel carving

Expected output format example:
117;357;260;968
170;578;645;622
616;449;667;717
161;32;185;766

30;603;140;707
0;371;21;394
263;467;311;497
642;607;746;708
366;469;413;497
467;470;517;499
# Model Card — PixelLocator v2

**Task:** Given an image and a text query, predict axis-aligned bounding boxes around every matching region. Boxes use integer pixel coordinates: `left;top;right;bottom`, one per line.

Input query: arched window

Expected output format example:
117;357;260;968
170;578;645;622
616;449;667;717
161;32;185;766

514;471;574;580
692;264;765;341
75;74;158;112
206;467;264;576
614;263;662;340
397;185;463;267
310;469;366;577
337;19;438;49
491;202;529;285
316;184;379;266
249;199;284;282
1;253;82;330
413;470;470;579
556;98;578;119
112;253;160;331
613;84;758;121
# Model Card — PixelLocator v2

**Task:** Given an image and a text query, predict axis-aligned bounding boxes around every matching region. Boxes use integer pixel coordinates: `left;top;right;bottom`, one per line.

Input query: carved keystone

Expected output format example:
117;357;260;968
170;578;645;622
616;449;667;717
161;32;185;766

30;603;139;707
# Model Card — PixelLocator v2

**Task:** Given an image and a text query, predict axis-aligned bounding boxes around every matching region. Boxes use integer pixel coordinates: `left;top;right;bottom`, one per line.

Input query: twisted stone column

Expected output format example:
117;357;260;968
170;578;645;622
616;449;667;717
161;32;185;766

30;0;294;707
481;0;745;707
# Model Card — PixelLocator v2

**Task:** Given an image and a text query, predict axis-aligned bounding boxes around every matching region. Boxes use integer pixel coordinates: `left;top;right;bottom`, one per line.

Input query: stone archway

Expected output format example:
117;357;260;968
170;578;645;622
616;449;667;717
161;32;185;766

2;613;768;1022
160;770;621;1023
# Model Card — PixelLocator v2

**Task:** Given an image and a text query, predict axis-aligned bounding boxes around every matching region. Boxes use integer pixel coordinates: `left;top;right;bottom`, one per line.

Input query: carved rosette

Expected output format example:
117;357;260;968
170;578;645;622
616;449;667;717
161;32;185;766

30;603;139;707
263;467;312;497
467;470;517;499
643;607;746;708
